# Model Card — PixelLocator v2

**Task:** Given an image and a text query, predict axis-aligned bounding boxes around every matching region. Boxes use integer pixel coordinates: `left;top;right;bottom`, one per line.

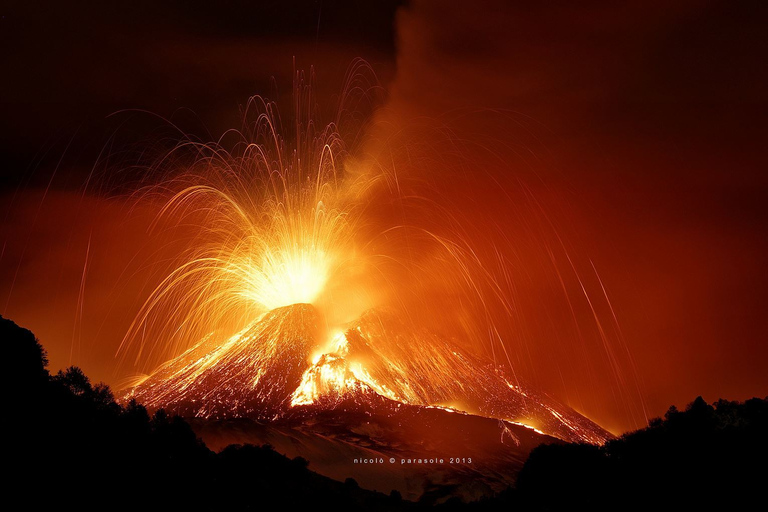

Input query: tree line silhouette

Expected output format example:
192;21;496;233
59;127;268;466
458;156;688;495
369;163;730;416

512;393;767;510
3;314;766;510
3;315;409;511
438;390;768;510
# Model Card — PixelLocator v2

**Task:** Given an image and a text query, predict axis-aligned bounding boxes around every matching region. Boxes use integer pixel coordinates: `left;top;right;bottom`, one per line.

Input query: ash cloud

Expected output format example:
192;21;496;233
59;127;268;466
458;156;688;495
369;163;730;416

375;0;768;433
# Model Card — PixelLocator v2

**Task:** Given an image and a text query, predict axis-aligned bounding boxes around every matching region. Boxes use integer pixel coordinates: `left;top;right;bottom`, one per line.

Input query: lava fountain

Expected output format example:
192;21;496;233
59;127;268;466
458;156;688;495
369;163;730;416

120;64;613;446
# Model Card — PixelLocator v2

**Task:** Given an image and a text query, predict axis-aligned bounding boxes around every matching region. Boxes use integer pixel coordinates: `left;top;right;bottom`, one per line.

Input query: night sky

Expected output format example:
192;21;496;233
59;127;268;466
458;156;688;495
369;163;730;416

2;0;767;434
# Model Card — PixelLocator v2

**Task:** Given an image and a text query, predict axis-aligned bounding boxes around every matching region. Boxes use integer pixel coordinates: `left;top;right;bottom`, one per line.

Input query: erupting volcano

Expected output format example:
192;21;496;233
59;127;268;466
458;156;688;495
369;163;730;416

5;1;768;508
113;67;616;498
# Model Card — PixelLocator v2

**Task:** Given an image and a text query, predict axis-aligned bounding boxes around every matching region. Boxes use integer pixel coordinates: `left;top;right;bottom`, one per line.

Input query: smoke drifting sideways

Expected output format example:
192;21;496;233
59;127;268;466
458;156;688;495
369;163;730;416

375;0;768;433
3;1;767;435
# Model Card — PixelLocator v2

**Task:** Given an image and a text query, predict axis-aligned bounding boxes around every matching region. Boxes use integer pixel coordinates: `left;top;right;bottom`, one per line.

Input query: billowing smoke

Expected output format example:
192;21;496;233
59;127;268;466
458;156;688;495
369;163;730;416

3;1;767;435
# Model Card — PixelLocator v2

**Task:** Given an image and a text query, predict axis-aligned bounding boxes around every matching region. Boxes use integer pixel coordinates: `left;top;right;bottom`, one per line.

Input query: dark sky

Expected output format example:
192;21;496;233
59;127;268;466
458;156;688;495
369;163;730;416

0;0;404;188
2;0;767;434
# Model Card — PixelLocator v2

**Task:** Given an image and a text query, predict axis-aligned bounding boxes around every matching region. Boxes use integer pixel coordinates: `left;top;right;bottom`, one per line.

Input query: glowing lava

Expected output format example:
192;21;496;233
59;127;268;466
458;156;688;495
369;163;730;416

124;303;612;445
245;244;331;310
118;75;368;369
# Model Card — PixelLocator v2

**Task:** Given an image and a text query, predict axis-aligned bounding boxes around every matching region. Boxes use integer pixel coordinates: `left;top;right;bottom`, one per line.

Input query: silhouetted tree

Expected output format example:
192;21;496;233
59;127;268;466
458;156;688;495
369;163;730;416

2;315;48;387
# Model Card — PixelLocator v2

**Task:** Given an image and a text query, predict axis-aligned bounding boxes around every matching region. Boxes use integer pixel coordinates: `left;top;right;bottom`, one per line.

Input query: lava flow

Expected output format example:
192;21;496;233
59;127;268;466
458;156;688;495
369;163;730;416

125;303;611;445
119;67;613;450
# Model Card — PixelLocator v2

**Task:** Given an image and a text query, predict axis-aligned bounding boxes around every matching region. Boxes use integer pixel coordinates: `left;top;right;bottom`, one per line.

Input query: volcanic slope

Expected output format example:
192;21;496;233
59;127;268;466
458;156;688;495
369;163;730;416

125;304;321;419
125;303;612;444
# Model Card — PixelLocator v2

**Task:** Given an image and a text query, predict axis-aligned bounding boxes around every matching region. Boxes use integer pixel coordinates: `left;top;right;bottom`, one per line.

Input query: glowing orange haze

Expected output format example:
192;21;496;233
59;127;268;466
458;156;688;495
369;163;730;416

109;68;632;438
0;88;647;436
2;1;767;436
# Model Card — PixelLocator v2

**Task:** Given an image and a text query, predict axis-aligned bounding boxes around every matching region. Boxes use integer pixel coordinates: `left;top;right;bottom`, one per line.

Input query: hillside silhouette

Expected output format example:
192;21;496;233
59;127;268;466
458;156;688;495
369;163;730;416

512;393;768;510
3;314;767;510
2;315;411;511
438;396;768;510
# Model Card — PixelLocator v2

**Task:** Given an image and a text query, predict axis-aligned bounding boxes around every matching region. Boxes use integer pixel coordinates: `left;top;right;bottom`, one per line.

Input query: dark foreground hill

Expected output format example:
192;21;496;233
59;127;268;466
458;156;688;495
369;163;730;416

3;314;767;511
445;398;768;511
512;393;768;511
2;315;411;511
